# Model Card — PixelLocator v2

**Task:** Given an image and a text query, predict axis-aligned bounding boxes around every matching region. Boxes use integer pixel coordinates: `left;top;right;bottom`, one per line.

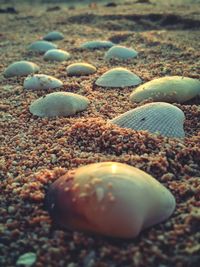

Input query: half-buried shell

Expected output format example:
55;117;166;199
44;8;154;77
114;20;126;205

66;63;96;76
29;92;89;117
109;102;185;138
43;49;71;62
95;67;142;88
43;31;64;41
130;76;200;103
46;162;176;239
28;40;57;53
80;40;114;50
4;61;39;78
24;74;63;90
104;45;138;61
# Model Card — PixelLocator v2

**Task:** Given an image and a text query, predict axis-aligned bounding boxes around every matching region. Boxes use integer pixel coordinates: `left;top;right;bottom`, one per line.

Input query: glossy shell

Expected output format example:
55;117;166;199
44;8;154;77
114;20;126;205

28;40;57;53
130;76;200;103
80;40;114;49
43;31;64;41
46;162;176;238
4;61;39;78
24;74;63;90
110;102;185;138
95;67;142;88
29;92;89;117
43;49;71;61
104;45;138;61
66;63;96;76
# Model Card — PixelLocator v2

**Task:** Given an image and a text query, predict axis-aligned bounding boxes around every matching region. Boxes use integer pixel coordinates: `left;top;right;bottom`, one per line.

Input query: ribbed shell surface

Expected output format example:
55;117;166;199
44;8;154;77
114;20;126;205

110;102;185;138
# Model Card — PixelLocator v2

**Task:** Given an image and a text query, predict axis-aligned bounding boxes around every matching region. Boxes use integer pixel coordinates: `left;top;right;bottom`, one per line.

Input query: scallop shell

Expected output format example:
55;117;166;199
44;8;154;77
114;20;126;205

104;45;138;61
80;40;114;49
29;92;89;117
130;76;200;103
43;49;71;61
43;31;64;41
4;61;39;78
24;74;63;90
46;162;176;239
28;40;57;53
110;102;185;138
66;63;96;76
95;67;142;88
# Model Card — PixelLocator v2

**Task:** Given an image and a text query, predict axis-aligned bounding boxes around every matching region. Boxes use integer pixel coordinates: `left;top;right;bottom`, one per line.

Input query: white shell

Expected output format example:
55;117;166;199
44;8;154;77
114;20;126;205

43;31;64;41
29;92;89;117
24;74;63;90
110;102;185;138
28;41;57;53
95;67;142;88
66;63;96;76
80;40;114;49
130;76;200;103
4;61;39;78
46;162;176;238
43;49;71;61
105;45;138;61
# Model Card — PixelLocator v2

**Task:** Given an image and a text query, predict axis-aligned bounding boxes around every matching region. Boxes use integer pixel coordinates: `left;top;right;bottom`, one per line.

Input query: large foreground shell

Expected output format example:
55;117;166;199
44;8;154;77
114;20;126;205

130;76;200;103
28;40;57;53
29;92;89;117
95;67;142;88
46;162;176;239
4;61;39;78
104;45;138;61
80;40;114;49
110;102;185;138
24;74;63;90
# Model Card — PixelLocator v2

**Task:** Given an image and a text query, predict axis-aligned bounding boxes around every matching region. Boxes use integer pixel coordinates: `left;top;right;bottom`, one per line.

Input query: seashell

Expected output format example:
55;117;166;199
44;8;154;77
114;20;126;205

43;31;64;41
130;76;200;103
110;102;185;138
104;45;138;61
29;92;89;117
24;74;63;90
46;162;176;239
80;40;114;49
66;63;96;76
95;67;142;88
43;49;71;62
28;40;57;53
4;60;39;78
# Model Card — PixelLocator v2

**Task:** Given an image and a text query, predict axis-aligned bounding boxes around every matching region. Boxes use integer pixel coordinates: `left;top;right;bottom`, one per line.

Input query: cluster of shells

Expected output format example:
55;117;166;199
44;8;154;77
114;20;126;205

3;30;200;238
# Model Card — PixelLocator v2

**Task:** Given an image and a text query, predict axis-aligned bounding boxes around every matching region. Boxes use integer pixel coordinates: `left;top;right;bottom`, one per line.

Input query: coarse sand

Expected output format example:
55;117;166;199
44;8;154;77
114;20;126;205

0;0;200;266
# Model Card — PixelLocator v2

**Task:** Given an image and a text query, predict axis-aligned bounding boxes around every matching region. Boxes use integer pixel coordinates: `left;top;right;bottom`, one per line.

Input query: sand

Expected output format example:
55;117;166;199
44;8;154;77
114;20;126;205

0;0;200;266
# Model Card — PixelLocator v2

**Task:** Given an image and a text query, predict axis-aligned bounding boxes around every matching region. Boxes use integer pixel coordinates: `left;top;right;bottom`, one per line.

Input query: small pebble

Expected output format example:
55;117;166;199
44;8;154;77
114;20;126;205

24;74;63;90
67;63;96;76
4;61;39;78
44;49;71;61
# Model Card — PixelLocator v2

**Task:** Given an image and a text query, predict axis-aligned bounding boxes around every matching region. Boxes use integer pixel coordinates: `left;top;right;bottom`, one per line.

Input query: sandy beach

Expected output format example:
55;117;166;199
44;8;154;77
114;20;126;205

0;0;200;266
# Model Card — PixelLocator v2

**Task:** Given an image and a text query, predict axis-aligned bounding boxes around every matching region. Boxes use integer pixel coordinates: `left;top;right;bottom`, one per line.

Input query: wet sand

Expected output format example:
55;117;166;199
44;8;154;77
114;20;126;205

0;0;200;266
